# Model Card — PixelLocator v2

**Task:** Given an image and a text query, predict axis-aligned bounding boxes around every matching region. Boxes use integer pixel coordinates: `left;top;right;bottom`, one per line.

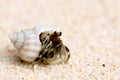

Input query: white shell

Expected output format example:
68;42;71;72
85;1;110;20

9;26;57;63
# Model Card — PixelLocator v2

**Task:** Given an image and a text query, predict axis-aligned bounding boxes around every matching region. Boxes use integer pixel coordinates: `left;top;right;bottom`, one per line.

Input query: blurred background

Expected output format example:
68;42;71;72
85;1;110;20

0;0;120;80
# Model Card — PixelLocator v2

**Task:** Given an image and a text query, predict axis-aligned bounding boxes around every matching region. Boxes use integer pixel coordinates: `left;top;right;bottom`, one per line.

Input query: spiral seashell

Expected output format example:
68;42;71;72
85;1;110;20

9;26;57;63
9;26;70;65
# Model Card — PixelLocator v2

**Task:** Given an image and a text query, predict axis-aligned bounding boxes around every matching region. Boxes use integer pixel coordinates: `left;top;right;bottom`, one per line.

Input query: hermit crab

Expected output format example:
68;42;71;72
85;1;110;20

9;26;70;65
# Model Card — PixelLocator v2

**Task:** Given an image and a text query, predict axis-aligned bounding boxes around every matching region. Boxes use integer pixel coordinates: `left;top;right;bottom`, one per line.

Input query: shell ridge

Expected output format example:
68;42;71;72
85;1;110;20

19;29;41;62
14;32;24;50
14;33;18;45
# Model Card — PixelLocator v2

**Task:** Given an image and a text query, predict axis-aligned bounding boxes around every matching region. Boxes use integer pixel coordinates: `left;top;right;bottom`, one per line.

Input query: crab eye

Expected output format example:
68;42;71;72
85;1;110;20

59;32;62;36
54;31;62;36
54;31;57;35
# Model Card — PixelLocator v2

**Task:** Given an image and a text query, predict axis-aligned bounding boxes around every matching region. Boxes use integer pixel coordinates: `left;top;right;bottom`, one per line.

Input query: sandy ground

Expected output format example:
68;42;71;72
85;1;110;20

0;0;120;80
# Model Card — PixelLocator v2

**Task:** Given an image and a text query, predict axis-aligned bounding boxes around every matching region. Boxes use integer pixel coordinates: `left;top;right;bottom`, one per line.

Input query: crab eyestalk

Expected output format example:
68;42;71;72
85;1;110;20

54;31;62;36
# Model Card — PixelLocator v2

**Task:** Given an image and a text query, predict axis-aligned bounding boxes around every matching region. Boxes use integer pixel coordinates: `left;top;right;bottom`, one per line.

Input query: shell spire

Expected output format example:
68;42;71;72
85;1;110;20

9;33;17;45
9;32;24;50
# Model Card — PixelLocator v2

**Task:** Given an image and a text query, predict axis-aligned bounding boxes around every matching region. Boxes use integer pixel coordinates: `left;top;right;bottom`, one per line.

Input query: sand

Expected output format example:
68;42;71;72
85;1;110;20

0;0;120;80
